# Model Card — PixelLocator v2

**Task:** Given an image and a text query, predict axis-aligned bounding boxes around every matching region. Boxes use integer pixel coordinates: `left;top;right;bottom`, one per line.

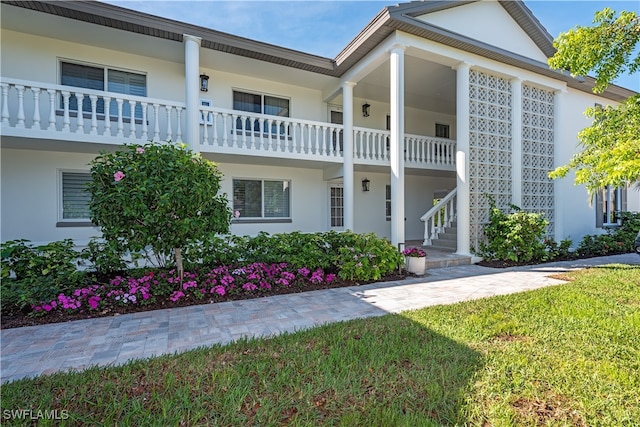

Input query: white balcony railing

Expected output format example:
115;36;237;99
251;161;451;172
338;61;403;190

199;104;456;169
1;78;184;144
1;78;456;170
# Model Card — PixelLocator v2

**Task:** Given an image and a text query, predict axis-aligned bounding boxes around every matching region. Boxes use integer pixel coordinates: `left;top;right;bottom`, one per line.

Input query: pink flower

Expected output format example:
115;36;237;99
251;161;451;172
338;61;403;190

136;147;145;154
88;296;101;310
234;210;241;218
113;171;125;182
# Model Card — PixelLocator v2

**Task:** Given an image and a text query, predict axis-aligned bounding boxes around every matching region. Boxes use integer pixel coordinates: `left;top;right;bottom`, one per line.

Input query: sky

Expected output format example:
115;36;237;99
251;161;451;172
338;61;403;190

104;0;640;92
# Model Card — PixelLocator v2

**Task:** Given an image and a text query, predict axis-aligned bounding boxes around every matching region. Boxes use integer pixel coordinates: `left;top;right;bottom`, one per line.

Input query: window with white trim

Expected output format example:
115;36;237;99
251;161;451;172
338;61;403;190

330;185;344;228
385;185;391;221
233;179;290;219
60;61;146;119
60;171;92;221
233;90;289;134
596;186;622;227
435;123;450;139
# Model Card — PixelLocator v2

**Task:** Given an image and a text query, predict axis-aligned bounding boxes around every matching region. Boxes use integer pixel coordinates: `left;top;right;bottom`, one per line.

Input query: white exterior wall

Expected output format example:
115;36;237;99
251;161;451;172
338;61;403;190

415;1;548;63
1;29;185;103
352;171;456;241
214;163;327;236
202;69;327;122
1;149;100;244
350;97;457;138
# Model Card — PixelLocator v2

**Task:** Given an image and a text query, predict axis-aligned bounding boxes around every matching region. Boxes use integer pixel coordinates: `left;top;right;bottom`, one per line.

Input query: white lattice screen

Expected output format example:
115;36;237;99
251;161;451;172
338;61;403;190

468;70;512;249
522;85;555;235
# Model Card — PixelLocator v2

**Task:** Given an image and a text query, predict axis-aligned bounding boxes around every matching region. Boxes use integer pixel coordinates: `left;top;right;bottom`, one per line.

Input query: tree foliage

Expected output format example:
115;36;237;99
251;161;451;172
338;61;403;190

88;143;232;273
547;8;640;195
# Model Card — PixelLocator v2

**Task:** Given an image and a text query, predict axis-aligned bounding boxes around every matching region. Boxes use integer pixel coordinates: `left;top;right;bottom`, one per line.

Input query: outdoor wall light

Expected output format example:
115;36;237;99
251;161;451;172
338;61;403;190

199;73;209;92
362;103;370;117
362;177;370;192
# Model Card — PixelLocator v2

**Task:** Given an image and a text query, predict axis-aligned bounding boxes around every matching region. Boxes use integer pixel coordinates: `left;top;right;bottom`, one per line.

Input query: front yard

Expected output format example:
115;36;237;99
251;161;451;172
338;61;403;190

2;264;639;425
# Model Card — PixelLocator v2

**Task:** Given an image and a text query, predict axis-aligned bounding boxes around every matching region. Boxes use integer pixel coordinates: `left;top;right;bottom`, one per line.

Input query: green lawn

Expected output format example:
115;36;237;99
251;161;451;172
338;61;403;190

2;264;639;426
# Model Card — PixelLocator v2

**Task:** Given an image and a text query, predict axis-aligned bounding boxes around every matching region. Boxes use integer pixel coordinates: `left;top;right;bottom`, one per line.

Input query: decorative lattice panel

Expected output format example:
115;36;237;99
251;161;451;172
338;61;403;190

522;85;555;235
468;70;512;250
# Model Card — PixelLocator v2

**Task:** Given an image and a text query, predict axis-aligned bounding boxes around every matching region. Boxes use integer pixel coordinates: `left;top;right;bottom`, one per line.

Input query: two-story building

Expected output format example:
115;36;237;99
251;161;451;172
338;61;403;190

1;0;638;255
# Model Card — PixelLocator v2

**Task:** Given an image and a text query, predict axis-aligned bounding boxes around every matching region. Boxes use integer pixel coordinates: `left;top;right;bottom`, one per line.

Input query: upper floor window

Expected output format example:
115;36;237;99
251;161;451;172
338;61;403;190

60;61;146;119
435;123;450;139
233;90;289;134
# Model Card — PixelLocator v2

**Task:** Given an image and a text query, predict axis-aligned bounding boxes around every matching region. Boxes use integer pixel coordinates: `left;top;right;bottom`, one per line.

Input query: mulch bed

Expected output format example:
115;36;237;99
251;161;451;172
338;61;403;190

1;272;408;330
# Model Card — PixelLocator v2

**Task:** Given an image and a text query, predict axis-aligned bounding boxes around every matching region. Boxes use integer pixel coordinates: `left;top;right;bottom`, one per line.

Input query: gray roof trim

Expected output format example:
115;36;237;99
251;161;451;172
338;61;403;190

3;0;339;75
3;0;635;102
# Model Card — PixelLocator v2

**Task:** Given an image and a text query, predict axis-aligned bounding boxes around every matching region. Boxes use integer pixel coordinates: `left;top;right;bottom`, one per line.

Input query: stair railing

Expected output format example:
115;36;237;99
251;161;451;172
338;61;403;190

420;188;457;245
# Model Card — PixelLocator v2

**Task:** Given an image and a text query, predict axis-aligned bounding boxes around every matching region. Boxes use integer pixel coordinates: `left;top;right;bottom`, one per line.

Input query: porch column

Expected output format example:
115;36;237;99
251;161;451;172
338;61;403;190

454;62;471;256
553;89;566;242
511;78;523;206
389;44;405;248
184;34;201;153
342;81;356;231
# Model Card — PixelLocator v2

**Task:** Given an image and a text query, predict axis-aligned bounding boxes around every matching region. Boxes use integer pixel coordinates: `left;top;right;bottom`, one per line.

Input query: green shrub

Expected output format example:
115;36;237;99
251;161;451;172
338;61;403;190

478;197;548;263
336;232;403;281
1;239;84;311
543;237;573;261
80;237;142;275
576;211;640;257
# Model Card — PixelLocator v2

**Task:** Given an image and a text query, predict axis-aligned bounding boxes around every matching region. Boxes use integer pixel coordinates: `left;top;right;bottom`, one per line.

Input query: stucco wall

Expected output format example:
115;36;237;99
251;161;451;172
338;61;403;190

1;149;100;244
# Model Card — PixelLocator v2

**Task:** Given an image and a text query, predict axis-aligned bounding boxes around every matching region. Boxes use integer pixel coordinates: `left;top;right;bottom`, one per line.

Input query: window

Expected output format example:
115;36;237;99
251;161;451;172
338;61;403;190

330;185;344;228
385;185;391;221
60;61;147;119
435;123;450;139
233;179;290;219
60;171;92;221
233;90;289;134
596;186;623;227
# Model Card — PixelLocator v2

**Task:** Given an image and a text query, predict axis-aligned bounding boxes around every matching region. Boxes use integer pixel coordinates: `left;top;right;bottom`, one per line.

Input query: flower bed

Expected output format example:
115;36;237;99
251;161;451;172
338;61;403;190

30;263;337;317
1;260;398;329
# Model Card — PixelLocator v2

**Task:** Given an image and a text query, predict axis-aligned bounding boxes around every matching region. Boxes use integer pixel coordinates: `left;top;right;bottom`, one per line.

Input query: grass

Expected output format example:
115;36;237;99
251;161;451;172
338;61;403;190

2;264;639;426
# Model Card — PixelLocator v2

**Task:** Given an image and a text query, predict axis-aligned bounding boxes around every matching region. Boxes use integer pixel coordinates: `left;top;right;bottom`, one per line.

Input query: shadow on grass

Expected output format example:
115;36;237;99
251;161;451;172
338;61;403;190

0;314;483;426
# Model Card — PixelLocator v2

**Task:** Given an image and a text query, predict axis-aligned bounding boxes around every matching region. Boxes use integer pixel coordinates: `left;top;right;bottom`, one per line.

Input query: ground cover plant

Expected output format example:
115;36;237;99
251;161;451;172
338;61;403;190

2;265;638;425
0;231;404;329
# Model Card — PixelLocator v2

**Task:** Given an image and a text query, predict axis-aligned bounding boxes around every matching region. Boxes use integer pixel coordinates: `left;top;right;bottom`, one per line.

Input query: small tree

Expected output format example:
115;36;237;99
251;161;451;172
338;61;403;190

88;143;232;278
547;8;640;195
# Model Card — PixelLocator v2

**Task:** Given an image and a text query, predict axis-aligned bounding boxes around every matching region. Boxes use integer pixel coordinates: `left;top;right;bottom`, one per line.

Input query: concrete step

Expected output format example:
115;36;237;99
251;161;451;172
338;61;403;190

430;239;456;249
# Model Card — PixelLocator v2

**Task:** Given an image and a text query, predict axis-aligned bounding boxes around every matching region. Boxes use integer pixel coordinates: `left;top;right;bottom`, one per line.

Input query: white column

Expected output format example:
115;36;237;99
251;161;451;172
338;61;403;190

511;78;523;207
389;44;405;248
454;62;471;256
184;34;201;152
553;89;565;242
342;81;356;231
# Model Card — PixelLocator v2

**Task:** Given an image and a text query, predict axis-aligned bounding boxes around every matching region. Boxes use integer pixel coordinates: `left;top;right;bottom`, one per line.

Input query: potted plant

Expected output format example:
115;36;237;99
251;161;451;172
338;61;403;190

402;247;427;275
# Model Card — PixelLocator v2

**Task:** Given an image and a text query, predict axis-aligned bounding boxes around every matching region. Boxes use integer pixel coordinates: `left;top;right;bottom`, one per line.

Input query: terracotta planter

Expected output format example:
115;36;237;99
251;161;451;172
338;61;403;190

405;256;426;275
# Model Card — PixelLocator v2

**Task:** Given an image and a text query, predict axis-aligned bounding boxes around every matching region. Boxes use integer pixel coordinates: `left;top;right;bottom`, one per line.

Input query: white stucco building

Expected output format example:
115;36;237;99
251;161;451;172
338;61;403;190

1;0;638;254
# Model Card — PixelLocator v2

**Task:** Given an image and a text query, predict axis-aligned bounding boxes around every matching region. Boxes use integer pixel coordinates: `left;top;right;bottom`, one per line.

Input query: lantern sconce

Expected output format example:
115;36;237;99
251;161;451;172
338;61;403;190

362;103;370;117
199;73;209;92
362;177;370;192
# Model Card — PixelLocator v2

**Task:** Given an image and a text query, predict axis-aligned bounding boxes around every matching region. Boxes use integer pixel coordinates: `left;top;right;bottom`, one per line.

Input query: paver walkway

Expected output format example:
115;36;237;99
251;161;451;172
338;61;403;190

2;253;638;383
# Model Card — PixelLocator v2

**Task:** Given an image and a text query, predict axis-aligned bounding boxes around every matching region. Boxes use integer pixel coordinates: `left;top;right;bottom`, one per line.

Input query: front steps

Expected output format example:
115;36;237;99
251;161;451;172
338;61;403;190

404;239;471;269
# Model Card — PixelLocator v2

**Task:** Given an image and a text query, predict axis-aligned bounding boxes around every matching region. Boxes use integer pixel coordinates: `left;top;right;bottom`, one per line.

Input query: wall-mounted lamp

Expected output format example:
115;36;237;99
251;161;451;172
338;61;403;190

199;73;209;92
362;103;370;117
362;177;370;192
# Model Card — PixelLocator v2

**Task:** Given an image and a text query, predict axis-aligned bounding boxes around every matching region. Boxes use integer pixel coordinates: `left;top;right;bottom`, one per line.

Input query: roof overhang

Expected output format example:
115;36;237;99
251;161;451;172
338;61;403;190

3;0;636;102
